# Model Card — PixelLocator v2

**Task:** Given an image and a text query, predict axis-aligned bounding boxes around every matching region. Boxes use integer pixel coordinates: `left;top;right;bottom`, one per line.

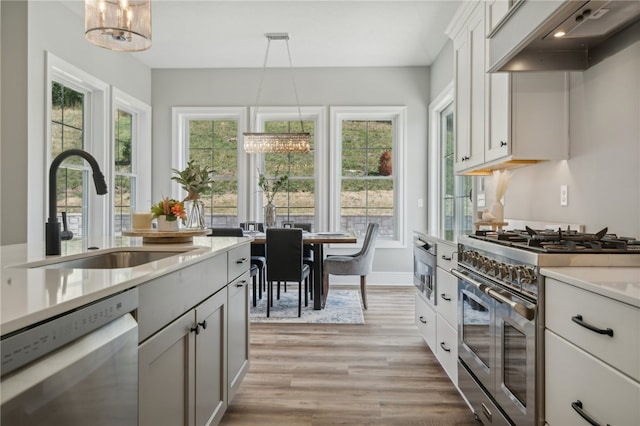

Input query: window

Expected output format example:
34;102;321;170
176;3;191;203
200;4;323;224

112;88;152;236
47;53;110;240
252;106;326;229
262;119;315;226
172;107;247;227
330;107;405;246
428;84;473;241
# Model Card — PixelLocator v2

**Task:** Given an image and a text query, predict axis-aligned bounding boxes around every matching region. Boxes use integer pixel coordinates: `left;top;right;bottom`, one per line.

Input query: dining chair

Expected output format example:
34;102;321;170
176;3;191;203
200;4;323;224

266;228;310;317
240;222;267;296
294;222;314;299
322;223;379;309
209;227;260;306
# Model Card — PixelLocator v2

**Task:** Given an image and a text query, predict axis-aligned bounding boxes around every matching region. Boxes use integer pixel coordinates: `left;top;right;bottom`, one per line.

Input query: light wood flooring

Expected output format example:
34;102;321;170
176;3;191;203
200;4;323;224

220;285;479;426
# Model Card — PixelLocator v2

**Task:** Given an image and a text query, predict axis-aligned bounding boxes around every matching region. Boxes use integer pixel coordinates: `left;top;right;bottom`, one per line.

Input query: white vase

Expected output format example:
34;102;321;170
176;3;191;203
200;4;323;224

157;215;179;231
491;200;504;223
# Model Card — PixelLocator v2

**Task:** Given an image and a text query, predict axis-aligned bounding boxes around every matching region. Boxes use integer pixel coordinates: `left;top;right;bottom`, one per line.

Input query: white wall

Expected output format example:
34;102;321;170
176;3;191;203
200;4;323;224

0;0;151;245
502;41;640;236
152;67;431;279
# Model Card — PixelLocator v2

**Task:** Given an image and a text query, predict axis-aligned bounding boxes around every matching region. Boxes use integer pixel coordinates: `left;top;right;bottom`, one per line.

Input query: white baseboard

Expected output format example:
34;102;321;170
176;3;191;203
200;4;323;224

325;271;413;286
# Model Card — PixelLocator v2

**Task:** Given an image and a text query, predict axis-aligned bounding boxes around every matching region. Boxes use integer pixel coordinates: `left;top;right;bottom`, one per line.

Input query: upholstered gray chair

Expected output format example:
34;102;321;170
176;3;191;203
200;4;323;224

266;228;310;317
322;223;379;309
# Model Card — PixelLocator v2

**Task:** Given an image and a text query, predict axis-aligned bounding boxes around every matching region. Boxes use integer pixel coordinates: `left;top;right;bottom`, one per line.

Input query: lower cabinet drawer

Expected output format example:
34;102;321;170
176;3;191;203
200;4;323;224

436;314;458;385
545;330;640;426
436;268;458;327
415;295;437;352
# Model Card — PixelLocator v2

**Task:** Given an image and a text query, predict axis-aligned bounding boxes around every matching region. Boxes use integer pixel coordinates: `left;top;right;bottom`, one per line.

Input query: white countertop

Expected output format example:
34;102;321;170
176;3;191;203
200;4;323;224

1;236;250;335
541;267;640;308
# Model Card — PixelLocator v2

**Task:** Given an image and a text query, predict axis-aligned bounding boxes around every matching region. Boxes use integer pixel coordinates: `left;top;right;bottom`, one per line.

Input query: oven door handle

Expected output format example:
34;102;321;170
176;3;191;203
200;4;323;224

450;268;535;321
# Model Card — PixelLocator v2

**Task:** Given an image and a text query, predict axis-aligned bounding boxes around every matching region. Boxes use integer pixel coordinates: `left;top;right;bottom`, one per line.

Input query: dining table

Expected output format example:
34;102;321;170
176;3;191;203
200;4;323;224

246;230;357;310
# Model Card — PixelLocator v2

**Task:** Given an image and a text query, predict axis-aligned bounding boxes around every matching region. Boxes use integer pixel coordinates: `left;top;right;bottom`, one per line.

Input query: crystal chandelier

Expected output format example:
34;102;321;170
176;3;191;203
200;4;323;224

85;0;152;52
243;33;310;154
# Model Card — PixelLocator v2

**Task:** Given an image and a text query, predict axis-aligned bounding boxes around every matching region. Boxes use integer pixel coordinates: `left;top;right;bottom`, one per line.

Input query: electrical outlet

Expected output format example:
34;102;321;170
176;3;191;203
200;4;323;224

560;185;568;206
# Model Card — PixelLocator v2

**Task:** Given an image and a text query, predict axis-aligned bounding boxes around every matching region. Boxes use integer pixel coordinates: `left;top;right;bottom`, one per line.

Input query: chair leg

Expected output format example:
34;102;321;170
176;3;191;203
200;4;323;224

298;281;302;317
304;277;308;307
360;275;368;309
277;281;281;300
267;281;271;317
322;272;329;308
258;267;264;299
252;274;257;307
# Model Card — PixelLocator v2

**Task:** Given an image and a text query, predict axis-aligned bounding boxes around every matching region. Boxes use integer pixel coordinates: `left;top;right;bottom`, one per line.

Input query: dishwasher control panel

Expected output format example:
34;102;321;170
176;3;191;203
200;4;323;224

1;288;138;376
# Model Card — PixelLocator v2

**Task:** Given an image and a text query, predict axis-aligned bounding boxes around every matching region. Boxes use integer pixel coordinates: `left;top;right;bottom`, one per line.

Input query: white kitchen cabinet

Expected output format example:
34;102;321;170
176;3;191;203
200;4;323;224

545;277;640;426
415;294;437;351
485;0;510;34
452;1;485;173
484;72;569;166
227;271;250;401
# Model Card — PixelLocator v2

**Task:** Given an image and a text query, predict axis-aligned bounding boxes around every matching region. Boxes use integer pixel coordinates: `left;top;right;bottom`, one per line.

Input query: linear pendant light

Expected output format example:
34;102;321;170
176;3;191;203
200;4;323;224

243;33;310;154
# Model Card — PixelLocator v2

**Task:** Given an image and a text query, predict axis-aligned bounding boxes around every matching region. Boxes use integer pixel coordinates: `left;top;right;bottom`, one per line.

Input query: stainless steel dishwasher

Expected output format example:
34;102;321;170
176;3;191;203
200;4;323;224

1;288;138;425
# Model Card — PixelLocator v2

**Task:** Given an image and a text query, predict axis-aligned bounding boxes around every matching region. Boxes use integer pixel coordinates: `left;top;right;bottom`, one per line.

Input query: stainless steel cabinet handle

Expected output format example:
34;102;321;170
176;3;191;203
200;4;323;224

571;400;610;426
571;315;614;337
450;268;535;321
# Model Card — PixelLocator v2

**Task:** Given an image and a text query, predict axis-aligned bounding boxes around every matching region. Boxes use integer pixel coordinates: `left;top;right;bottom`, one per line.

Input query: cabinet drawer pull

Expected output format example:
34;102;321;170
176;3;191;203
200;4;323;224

440;293;451;302
439;342;451;352
441;255;452;261
481;403;492;422
571;315;614;337
198;320;208;330
418;316;427;324
461;155;470;162
236;257;249;264
571;400;609;426
190;324;200;335
236;280;247;287
500;140;507;147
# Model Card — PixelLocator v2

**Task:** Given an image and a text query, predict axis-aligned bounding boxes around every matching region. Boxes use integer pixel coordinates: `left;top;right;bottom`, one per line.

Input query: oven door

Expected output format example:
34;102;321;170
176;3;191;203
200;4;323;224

494;289;537;426
413;243;436;304
455;269;496;393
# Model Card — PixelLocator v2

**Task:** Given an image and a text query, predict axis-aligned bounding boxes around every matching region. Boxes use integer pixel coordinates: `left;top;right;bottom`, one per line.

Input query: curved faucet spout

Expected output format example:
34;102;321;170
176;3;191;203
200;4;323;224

46;149;108;255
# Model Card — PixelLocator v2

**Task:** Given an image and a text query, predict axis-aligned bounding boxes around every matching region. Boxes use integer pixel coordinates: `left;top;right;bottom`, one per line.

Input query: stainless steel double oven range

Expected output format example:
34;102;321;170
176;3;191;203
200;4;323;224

452;228;640;426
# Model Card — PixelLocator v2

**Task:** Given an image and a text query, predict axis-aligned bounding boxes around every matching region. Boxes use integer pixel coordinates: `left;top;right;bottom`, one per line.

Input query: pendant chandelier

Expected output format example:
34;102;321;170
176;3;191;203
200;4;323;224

85;0;152;52
243;33;310;154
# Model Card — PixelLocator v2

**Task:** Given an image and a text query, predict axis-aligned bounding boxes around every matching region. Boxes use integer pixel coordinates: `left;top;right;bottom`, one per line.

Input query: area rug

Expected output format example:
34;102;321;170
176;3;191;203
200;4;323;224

250;289;365;324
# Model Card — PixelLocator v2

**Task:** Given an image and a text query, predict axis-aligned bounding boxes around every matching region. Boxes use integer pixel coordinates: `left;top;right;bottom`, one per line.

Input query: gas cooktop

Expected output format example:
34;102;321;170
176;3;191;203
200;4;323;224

470;226;640;254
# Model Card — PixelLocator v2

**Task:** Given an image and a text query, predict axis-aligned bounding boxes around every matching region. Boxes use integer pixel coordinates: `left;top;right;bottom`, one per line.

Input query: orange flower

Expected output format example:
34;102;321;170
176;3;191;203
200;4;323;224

171;202;186;220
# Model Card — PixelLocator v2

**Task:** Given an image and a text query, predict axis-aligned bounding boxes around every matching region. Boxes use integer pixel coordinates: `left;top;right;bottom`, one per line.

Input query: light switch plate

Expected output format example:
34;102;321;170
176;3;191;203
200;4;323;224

560;185;568;206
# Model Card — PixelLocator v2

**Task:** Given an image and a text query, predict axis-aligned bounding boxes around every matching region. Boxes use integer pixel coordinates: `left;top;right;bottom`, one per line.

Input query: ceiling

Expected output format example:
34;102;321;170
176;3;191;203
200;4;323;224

62;0;462;69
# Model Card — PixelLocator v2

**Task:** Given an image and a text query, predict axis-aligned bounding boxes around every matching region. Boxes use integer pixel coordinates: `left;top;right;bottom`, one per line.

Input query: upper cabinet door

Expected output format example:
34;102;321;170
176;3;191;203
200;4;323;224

486;0;511;34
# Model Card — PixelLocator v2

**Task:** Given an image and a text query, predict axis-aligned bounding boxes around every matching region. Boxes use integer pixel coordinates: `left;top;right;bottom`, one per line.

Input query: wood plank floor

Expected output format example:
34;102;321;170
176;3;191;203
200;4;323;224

220;285;479;426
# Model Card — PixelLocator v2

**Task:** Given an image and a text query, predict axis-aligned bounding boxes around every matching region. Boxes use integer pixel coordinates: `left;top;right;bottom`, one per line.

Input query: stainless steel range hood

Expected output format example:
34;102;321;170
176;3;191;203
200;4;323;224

488;0;640;72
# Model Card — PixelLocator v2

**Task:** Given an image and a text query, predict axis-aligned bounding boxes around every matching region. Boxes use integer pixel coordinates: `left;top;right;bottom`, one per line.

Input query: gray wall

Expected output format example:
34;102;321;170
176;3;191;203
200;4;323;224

0;0;151;245
500;41;640;236
429;39;454;103
152;67;431;277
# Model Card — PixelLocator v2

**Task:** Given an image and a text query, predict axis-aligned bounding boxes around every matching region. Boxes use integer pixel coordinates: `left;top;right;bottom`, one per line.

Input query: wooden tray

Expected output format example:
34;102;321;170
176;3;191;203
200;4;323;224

122;229;211;244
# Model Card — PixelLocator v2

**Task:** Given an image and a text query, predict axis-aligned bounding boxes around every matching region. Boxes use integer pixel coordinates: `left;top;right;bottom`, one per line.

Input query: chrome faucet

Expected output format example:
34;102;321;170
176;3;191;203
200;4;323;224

46;149;108;255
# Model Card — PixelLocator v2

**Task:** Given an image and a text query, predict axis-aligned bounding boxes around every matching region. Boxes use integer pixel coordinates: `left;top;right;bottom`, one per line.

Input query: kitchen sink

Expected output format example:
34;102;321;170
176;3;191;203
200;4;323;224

22;248;195;269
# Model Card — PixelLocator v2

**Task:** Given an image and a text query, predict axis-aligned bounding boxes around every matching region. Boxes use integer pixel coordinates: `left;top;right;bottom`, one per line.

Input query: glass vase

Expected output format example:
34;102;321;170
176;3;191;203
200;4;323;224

184;199;206;229
264;202;277;228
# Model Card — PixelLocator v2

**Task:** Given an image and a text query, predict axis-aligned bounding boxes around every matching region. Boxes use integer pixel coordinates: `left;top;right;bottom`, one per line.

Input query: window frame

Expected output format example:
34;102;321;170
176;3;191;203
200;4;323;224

250;106;327;229
46;52;110;242
111;88;152;235
428;82;474;241
171;106;248;223
329;106;406;249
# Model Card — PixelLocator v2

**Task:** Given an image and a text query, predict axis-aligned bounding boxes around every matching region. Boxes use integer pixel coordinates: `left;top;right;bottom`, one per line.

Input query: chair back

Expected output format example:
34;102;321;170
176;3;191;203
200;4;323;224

356;223;379;273
210;227;243;237
293;223;313;258
266;228;304;282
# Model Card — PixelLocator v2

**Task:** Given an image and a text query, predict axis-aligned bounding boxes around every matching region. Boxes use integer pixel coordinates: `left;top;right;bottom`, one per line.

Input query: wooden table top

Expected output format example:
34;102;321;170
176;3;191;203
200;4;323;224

246;231;357;244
